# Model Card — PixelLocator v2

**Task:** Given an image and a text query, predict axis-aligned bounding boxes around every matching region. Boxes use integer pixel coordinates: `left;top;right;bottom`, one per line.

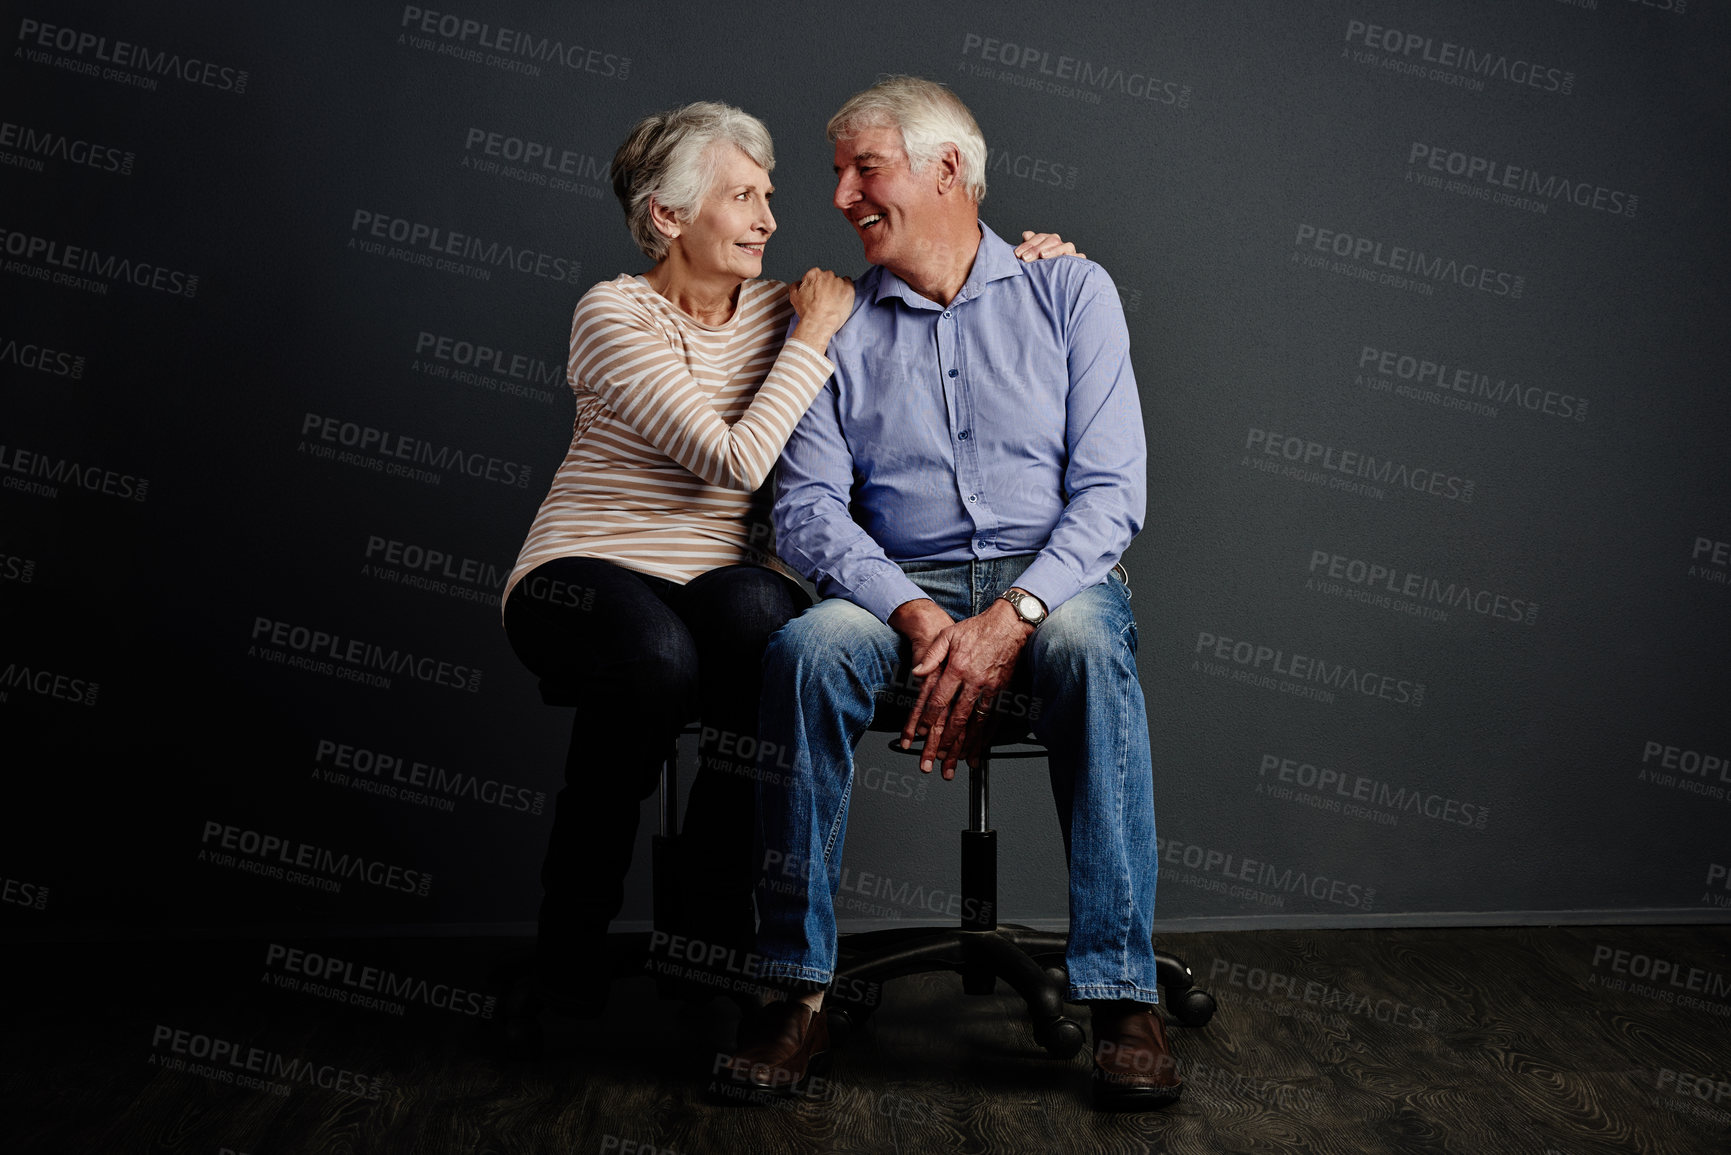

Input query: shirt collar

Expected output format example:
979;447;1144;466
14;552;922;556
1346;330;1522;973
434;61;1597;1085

870;221;1025;311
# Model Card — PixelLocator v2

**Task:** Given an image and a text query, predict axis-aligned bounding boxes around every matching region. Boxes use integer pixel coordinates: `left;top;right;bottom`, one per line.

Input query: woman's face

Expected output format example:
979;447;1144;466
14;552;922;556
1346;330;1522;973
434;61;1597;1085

668;146;777;284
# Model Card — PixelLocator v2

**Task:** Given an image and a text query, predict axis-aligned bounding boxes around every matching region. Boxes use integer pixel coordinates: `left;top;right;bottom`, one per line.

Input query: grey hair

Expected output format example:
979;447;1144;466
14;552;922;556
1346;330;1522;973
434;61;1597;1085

610;101;775;260
826;76;987;203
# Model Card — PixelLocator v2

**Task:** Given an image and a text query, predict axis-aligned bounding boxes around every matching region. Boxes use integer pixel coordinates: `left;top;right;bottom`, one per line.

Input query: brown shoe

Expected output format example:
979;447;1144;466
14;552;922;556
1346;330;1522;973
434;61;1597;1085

1090;1000;1182;1110
721;1001;831;1096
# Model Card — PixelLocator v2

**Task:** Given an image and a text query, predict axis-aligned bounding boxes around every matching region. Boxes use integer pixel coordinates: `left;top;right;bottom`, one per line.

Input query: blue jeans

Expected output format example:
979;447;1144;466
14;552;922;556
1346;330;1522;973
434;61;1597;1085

753;556;1160;1003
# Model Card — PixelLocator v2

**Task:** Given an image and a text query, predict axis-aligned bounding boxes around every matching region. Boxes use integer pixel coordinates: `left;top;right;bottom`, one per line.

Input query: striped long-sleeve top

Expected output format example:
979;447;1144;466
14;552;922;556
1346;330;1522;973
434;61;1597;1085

504;274;834;608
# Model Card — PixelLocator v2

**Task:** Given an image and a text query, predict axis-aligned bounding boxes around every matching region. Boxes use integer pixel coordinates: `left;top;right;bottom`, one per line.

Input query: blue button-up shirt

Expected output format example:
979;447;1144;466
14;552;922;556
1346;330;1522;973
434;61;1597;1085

774;223;1146;622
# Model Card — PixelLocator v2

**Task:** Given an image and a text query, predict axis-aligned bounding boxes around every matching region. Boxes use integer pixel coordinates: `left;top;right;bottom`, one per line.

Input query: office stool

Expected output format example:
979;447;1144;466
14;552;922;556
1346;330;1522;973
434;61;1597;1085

825;722;1216;1058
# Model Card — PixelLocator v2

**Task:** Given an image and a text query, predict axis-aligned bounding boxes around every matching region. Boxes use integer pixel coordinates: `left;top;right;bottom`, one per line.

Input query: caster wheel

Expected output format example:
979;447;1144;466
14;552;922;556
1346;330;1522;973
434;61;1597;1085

1036;1016;1086;1058
1173;987;1216;1028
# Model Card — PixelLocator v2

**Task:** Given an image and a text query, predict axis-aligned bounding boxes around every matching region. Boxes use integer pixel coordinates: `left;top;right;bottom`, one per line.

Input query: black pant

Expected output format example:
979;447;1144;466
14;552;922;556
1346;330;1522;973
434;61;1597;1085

503;557;808;994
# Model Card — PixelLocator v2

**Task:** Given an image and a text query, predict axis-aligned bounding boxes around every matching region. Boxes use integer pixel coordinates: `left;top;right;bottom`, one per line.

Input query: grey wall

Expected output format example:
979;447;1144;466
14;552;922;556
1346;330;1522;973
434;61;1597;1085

3;0;1728;940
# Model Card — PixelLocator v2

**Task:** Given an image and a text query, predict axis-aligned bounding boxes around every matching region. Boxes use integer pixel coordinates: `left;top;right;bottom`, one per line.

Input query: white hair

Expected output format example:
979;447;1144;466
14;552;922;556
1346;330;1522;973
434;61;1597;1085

827;75;987;203
610;101;775;260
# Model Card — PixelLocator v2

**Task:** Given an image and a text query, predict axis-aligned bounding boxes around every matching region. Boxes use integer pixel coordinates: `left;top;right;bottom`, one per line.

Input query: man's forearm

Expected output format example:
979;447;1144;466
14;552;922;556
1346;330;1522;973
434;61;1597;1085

1011;486;1141;612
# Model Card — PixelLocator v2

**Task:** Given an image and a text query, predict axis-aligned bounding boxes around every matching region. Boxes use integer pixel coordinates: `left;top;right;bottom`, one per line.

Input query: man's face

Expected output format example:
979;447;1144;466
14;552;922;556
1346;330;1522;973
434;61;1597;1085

832;125;940;274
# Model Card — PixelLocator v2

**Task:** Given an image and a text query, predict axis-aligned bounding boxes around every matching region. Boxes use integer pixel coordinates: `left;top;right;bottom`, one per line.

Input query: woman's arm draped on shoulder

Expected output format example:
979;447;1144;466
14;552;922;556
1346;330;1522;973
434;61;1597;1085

568;283;837;492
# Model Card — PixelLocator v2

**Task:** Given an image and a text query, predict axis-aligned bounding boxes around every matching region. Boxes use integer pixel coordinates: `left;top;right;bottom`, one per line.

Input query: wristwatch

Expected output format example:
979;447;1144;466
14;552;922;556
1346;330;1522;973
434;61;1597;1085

998;587;1048;629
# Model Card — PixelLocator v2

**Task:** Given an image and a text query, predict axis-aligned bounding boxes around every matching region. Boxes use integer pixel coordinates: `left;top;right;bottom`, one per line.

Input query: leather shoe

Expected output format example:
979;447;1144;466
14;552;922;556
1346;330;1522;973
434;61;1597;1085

1090;1000;1182;1110
721;1000;830;1096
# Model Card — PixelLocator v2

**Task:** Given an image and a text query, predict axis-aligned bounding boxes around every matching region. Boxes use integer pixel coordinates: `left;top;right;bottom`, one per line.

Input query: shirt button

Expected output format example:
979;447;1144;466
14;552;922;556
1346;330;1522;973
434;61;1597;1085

948;368;958;378
943;311;952;318
967;493;978;503
958;430;970;440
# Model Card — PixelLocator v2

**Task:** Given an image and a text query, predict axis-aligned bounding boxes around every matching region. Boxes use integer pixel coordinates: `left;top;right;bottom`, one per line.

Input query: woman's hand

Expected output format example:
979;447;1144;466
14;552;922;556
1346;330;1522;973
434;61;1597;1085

1014;231;1085;261
788;268;854;349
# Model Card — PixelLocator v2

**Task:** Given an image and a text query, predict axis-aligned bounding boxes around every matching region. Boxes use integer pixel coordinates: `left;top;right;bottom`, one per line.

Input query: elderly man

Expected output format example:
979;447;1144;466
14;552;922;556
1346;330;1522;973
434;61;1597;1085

730;76;1176;1111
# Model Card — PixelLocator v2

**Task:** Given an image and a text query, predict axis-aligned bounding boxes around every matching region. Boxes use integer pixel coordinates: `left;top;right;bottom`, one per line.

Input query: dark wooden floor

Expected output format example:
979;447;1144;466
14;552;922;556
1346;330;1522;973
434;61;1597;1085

4;924;1730;1154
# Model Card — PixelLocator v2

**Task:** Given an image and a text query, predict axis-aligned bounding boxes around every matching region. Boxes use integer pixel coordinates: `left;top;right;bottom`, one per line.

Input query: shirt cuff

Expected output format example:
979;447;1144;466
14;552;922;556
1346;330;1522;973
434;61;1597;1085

854;568;932;624
1009;556;1084;616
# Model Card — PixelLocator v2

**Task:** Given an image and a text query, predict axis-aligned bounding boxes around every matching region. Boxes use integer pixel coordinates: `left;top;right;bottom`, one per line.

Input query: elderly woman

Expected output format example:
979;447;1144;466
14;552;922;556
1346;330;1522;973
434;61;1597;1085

502;101;1073;1020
